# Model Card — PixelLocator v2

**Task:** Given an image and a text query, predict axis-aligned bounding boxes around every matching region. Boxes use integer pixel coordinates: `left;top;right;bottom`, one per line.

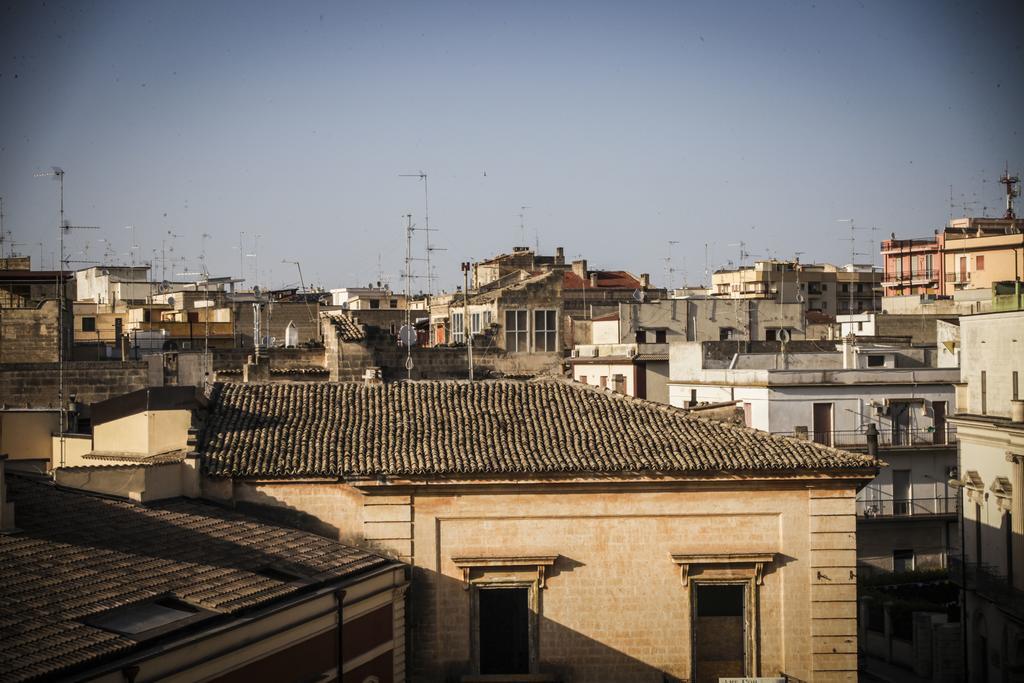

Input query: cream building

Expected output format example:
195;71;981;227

952;309;1024;682
198;379;878;682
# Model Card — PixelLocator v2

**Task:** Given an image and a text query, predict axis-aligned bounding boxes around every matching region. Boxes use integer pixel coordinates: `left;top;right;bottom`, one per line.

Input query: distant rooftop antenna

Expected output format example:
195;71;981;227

399;171;439;302
0;196;7;259
518;205;533;249
664;240;680;289
1000;162;1020;219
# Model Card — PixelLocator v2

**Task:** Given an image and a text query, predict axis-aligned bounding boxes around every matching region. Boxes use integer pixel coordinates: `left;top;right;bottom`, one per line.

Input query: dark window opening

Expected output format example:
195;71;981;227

82;317;96;332
370;299;380;309
635;330;646;344
765;329;777;342
694;584;745;681
655;329;667;343
867;355;885;367
976;505;983;568
1007;512;1014;588
479;588;529;675
893;549;914;573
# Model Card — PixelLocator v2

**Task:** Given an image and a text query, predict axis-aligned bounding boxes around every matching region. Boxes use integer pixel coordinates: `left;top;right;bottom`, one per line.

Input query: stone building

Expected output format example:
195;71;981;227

198;379;877;682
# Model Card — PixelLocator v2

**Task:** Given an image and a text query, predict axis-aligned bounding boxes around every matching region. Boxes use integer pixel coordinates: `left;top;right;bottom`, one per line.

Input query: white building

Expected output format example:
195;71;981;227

669;339;960;573
952;310;1024;682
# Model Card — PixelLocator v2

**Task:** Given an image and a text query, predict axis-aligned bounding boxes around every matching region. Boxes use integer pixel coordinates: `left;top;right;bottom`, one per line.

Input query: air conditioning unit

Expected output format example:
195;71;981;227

627;347;637;358
570;349;580;358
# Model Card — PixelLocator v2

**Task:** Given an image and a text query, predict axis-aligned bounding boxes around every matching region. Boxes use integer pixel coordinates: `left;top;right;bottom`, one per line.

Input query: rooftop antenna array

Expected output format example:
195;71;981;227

1000;162;1021;219
33;167;100;469
282;258;317;334
836;218;873;315
517;205;535;251
0;196;8;259
664;240;679;289
399;171;438;303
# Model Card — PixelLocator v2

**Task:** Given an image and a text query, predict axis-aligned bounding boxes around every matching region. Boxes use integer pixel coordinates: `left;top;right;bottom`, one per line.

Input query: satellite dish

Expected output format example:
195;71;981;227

797;294;805;304
253;285;261;297
166;295;175;308
398;324;418;346
632;288;645;303
157;280;171;294
778;328;791;343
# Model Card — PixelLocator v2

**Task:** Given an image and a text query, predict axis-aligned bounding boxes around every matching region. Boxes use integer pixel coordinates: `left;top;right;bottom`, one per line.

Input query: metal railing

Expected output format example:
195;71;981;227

857;496;957;518
950;556;1024;618
777;426;958;448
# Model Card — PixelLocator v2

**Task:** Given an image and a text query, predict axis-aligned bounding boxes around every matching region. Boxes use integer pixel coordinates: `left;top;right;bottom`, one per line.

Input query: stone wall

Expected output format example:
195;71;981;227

214;476;862;682
0;300;62;363
0;361;149;408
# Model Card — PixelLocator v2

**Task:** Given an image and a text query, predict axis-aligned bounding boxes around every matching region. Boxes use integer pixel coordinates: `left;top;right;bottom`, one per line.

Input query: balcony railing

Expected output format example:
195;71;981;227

945;272;971;283
857;496;957;518
777;426;958;448
950;556;1024;618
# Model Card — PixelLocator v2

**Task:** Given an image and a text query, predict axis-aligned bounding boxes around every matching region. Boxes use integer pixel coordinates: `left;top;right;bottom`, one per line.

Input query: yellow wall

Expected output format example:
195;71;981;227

1;412;59;460
53;433;94;468
148;409;192;454
94;412;150;455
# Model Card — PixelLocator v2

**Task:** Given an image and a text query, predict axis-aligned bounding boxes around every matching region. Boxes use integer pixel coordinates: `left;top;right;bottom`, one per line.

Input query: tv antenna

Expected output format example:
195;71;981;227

399;171;439;301
33;166;100;468
837;218;874;315
0;196;8;259
517;205;535;251
282;258;317;332
727;240;757;265
1000;163;1020;219
664;240;680;289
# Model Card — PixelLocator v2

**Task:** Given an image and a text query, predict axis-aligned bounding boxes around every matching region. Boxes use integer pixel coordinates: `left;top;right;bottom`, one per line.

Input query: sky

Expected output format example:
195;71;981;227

1;0;1022;292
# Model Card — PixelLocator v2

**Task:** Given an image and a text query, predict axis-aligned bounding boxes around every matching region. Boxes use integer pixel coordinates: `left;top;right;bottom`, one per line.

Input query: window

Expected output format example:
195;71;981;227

1014;371;1020;401
858;283;865;293
867;355;885;367
479;588;530;674
694;584;745;680
925;254;933;276
578;375;587;385
452;312;465;344
612;374;626;394
85;597;212;640
533;310;557;352
892;470;911;515
483;310;492;328
981;370;987;415
857;322;864;332
390;299;398;308
655;329;667;344
841;283;849;293
719;327;735;341
370;299;380;309
977;255;985;271
765;329;777;342
471;312;481;334
82;317;96;332
893;549;915;574
505;310;528;352
599;375;607;389
635;330;646;344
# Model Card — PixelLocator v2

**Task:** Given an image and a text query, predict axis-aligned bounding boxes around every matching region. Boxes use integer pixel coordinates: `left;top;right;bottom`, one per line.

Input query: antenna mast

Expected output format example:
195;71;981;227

665;240;679;290
1000;163;1021;219
399;171;438;304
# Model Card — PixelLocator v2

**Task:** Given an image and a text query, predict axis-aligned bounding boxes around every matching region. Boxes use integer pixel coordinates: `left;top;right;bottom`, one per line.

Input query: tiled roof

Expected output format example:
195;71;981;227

564;270;643;290
201;379;878;478
323;311;365;341
0;476;392;683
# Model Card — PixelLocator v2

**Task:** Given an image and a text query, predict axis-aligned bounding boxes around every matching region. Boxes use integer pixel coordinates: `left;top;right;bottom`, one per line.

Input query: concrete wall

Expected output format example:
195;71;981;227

958;311;1024;418
215;476;862;682
0;411;59;460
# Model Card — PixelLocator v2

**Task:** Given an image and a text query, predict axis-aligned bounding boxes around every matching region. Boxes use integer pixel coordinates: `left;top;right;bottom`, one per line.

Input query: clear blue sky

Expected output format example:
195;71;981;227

1;0;1022;291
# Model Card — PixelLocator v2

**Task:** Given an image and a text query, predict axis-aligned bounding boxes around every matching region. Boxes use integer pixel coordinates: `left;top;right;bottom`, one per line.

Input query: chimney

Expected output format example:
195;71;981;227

0;454;14;531
555;247;565;265
589;273;599;288
572;260;588;279
1012;400;1024;423
865;423;879;457
640;273;650;289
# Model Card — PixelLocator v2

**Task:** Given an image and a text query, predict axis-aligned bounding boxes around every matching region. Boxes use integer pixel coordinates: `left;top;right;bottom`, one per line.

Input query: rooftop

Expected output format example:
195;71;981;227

200;379;878;479
0;475;392;683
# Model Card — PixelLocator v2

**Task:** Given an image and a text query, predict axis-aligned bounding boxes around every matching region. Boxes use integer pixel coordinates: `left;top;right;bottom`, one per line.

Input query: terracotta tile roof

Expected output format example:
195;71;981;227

0;476;392;683
323;311;365;341
201;379;878;478
564;270;643;290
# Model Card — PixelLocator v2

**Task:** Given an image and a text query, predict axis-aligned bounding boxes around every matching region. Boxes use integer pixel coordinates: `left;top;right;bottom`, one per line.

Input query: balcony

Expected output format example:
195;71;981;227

857;496;957;518
882;270;939;288
777;426;958;449
945;272;971;283
950;556;1024;618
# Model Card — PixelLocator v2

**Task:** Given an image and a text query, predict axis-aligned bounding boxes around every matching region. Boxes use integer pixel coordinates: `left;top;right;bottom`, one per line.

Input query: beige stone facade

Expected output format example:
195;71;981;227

214;474;865;682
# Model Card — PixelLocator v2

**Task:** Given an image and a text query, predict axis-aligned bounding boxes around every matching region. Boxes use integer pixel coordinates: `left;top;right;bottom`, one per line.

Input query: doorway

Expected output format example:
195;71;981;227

933;401;947;445
693;583;746;683
812;402;833;446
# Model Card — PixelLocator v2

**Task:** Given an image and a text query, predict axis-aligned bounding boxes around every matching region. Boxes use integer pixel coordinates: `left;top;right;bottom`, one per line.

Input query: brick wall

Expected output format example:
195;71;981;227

0;301;62;363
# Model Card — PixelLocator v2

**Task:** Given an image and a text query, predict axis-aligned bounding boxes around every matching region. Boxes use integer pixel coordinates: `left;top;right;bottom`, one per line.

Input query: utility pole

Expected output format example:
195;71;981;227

462;261;473;380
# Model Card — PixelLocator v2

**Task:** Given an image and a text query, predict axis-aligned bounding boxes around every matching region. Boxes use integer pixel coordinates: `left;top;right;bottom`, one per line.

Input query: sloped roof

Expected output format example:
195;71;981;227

564;270;643;290
323;311;365;341
0;476;392;683
200;379;878;479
